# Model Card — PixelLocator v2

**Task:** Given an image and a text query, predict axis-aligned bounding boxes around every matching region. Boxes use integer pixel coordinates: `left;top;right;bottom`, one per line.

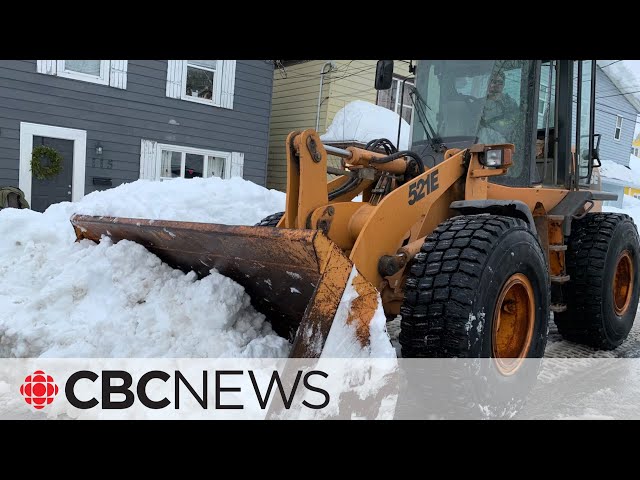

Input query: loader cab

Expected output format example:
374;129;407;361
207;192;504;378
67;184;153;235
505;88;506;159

408;59;600;190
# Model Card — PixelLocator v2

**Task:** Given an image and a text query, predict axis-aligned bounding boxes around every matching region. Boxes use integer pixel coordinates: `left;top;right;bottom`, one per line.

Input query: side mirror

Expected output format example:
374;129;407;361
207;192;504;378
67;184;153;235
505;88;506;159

374;60;394;90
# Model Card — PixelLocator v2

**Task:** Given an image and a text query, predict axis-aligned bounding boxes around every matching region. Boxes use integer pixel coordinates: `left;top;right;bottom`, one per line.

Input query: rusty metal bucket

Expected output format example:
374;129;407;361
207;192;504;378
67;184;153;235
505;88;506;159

70;214;380;358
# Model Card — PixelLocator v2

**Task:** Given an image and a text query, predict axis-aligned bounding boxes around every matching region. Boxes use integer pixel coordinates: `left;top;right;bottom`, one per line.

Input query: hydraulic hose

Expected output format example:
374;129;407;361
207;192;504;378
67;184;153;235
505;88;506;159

369;150;426;174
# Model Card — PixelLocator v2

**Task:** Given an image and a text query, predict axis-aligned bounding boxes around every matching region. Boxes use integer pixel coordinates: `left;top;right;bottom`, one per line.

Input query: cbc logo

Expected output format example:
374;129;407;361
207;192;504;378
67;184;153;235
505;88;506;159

20;370;59;410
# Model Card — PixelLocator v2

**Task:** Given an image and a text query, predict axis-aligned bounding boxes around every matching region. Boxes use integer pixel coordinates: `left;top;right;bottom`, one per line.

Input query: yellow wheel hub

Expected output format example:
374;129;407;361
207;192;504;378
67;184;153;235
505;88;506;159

492;273;535;376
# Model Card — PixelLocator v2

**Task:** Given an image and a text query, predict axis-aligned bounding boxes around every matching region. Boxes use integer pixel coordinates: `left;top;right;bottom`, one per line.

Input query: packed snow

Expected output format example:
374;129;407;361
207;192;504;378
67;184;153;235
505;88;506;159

599;159;638;185
71;176;285;225
0;176;397;359
320;100;410;150
0;177;290;358
598;155;640;187
603;193;640;225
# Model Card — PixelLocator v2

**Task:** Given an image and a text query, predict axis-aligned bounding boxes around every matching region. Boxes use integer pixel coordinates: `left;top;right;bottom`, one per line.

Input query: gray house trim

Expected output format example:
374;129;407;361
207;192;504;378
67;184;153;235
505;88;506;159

0;60;273;211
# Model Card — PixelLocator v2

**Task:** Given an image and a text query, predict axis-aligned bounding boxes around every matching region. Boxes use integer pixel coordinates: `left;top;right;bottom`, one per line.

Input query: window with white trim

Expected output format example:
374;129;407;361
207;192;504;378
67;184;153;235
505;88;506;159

57;60;110;85
182;60;220;105
166;60;237;109
139;139;244;181
376;76;414;124
614;115;623;141
158;144;230;180
36;60;128;89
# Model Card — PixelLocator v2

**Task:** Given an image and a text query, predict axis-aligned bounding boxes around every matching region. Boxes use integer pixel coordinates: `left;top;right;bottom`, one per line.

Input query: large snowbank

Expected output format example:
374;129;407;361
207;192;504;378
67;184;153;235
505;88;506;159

72;176;286;225
0;177;292;358
0;177;396;359
320;100;410;150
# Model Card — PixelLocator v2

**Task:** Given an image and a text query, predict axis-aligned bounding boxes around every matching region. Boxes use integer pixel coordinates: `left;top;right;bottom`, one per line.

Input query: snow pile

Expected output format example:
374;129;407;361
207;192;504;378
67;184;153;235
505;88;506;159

598;155;640;187
0;177;290;358
603;194;640;226
0;176;396;360
599;159;638;185
320;100;410;151
72;176;285;224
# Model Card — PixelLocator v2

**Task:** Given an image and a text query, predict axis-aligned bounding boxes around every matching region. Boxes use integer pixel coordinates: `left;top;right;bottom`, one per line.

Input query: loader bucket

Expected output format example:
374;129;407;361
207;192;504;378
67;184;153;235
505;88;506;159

70;215;380;358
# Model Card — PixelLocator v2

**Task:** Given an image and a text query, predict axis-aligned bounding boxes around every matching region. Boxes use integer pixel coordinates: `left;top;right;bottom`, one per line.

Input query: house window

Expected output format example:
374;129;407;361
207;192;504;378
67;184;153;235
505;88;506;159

157;144;230;180
614;115;623;141
181;61;221;105
376;77;414;124
37;60;128;89
57;60;110;85
166;60;236;109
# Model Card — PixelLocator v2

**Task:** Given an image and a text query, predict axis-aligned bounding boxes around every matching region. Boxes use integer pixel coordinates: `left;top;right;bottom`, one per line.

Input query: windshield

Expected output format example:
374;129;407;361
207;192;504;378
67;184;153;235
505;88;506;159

411;60;534;181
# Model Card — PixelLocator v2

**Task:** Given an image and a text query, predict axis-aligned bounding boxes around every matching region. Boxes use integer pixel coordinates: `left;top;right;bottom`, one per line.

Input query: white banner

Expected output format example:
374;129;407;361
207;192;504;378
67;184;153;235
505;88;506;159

2;358;640;419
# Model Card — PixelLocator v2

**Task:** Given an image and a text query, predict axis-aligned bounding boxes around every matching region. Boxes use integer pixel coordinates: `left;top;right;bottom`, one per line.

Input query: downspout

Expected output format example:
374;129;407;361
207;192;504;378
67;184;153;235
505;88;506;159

316;61;335;132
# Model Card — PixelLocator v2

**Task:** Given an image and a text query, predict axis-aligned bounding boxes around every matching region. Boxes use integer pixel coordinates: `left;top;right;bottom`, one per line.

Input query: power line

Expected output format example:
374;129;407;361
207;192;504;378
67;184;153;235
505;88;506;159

597;89;640;100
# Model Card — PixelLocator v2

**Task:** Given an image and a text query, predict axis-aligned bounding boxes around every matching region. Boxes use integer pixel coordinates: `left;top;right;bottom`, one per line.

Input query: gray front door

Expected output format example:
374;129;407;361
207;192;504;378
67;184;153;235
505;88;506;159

31;136;74;212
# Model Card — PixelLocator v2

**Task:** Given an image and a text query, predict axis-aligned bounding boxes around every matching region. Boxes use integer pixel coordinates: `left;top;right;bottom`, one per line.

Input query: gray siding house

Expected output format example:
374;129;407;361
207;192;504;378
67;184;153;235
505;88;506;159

0;60;273;212
593;66;638;167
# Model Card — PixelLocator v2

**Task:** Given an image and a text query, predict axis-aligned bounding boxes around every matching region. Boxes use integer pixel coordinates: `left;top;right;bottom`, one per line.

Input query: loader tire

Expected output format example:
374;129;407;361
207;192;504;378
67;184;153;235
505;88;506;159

397;215;550;418
255;212;284;227
554;213;640;350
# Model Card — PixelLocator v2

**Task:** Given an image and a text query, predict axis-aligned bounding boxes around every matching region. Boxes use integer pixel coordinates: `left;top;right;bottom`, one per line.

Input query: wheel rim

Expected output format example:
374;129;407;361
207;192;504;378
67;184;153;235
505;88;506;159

613;251;634;316
492;273;535;376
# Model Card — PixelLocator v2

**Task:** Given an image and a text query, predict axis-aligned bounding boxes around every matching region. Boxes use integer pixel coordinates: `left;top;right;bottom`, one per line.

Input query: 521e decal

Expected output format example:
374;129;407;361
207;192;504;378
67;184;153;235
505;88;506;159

408;169;439;205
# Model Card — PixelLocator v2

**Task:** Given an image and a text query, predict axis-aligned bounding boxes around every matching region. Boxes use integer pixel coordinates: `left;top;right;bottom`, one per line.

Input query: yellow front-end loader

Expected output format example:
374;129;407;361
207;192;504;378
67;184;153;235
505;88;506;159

71;60;640;374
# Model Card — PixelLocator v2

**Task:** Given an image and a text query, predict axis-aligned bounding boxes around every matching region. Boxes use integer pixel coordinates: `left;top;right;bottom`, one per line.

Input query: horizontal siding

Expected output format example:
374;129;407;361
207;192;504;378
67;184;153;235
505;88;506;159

594;68;637;168
267;60;328;190
326;60;378;129
0;59;273;193
267;59;415;191
326;60;413;129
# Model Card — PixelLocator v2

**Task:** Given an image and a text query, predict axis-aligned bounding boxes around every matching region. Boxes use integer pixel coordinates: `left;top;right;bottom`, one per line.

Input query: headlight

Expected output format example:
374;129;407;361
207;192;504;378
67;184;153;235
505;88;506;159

479;148;512;168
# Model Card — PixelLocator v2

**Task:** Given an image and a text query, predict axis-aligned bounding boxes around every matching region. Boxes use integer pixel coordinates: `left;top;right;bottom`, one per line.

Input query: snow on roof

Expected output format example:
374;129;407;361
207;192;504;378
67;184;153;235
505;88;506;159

596;61;640;114
320;100;410;151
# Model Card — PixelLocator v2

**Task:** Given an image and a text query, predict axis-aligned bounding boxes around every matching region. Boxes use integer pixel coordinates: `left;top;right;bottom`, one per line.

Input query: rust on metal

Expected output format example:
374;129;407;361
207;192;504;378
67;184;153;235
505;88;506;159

71;213;378;358
289;238;354;357
345;273;380;346
613;250;634;316
549;249;565;277
548;217;564;246
72;214;322;341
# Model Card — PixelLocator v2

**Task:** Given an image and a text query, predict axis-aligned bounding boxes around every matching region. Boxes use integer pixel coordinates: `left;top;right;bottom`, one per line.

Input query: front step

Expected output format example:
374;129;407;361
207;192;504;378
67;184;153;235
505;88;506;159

550;303;567;313
550;274;570;284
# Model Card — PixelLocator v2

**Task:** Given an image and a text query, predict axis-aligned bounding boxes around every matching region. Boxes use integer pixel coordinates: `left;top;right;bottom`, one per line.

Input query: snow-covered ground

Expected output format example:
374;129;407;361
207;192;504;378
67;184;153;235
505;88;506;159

603;193;640;225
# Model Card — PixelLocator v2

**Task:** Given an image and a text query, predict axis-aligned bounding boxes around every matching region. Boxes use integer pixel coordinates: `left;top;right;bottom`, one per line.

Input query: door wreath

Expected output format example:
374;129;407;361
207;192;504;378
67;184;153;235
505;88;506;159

31;145;63;180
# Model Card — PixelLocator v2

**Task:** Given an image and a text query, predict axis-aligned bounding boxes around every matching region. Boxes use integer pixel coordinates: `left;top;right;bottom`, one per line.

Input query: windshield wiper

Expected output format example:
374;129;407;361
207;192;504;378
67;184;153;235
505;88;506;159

409;87;445;152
